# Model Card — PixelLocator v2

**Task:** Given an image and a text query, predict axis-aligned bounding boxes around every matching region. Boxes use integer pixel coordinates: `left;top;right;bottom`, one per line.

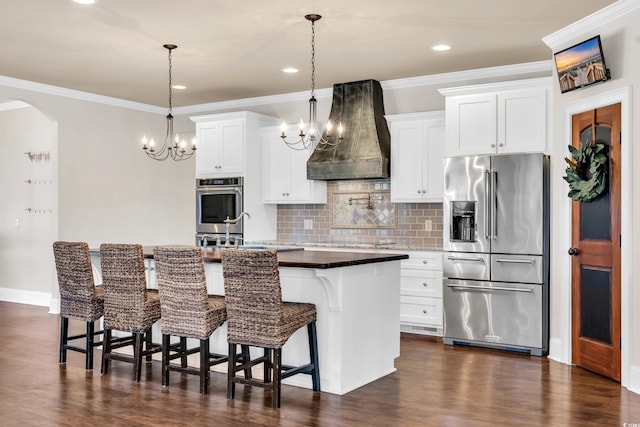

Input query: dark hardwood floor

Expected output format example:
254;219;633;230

1;301;639;426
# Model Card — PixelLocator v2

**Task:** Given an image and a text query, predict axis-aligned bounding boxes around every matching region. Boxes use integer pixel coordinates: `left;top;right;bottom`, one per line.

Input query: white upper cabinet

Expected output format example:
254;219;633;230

195;119;244;177
440;77;551;157
261;126;327;204
191;112;280;178
387;111;445;203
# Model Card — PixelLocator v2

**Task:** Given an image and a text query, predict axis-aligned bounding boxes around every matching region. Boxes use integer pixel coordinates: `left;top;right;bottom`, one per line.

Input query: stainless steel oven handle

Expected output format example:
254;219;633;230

495;258;535;264
447;256;485;263
446;283;533;293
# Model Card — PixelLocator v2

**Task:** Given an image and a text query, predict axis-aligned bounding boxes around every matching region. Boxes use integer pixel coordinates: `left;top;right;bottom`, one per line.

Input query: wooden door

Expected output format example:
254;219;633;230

570;103;621;381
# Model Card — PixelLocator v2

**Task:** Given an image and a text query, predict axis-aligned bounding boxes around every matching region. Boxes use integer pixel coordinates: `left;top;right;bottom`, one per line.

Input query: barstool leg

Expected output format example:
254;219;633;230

101;328;112;374
145;329;153;362
180;337;188;368
133;332;144;382
264;347;272;383
307;321;320;391
272;348;282;409
86;320;95;370
200;338;210;394
59;316;69;364
227;343;236;400
161;334;170;386
241;345;252;379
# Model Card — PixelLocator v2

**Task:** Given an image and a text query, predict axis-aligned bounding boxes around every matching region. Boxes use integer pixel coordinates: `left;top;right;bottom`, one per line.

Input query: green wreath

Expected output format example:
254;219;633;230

563;141;607;203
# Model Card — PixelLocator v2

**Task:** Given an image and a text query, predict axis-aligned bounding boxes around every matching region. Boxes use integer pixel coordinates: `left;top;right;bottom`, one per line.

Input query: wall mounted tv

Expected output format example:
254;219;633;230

554;35;610;94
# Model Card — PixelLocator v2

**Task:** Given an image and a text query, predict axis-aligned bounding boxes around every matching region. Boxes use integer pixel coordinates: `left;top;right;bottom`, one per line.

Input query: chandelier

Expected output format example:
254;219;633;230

142;44;196;161
281;14;344;151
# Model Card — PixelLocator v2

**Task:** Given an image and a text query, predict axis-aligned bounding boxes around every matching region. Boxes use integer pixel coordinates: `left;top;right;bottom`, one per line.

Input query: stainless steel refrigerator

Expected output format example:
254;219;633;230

442;153;549;356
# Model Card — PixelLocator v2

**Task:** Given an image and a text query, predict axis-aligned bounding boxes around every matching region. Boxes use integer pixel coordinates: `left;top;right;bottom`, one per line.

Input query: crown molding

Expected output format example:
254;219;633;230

381;61;552;91
542;0;640;50
438;76;552;97
0;75;164;114
1;61;552;116
178;61;552;115
175;87;334;115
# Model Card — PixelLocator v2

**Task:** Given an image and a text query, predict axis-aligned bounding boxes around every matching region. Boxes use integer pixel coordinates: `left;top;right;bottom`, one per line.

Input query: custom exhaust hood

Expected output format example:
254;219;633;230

307;79;391;181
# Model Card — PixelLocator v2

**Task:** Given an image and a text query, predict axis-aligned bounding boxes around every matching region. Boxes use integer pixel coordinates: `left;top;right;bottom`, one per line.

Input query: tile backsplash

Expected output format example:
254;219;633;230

277;180;443;249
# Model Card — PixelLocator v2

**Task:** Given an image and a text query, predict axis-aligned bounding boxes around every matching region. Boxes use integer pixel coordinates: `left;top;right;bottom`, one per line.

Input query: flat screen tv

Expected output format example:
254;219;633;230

553;35;610;94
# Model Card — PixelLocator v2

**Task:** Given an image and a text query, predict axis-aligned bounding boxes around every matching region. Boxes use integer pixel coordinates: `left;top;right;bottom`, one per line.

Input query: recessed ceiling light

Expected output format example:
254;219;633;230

73;0;96;4
432;44;451;51
172;85;186;90
282;67;299;74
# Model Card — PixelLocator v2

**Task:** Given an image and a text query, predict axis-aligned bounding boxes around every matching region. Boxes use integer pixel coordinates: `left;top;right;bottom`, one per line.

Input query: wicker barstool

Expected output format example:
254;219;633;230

153;246;231;394
221;248;320;408
99;243;162;382
53;241;104;371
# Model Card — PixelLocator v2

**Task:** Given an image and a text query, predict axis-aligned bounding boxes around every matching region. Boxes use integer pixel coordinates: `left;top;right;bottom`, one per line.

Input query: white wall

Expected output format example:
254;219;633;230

544;0;640;392
0;106;54;304
0;87;196;308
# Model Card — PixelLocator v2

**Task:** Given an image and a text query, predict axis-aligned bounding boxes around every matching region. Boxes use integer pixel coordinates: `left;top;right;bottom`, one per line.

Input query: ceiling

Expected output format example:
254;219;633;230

1;0;616;108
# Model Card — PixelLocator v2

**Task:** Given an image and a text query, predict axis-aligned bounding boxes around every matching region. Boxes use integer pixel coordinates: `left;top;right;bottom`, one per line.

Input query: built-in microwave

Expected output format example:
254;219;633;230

195;177;243;243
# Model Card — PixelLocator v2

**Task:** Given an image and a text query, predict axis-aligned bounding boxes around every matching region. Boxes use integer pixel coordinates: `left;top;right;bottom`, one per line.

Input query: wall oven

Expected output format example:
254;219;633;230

195;177;243;245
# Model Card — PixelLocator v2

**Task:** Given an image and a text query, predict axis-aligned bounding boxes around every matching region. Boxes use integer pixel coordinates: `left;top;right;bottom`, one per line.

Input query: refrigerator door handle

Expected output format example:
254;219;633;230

484;169;490;239
446;283;534;293
446;256;486;263
491;169;497;239
495;258;535;264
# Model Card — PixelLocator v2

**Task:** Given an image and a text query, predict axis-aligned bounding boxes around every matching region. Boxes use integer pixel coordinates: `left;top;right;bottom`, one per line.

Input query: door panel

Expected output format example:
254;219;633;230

443;279;542;348
443;156;491;253
571;104;621;381
491;153;545;255
491;254;542;284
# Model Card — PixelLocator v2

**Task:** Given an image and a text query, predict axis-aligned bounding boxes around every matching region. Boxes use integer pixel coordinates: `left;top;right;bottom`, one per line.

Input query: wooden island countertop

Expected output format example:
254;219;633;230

194;247;407;268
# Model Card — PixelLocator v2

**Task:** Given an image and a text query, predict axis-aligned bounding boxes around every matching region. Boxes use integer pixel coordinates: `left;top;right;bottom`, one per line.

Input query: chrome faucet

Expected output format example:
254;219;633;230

223;212;251;247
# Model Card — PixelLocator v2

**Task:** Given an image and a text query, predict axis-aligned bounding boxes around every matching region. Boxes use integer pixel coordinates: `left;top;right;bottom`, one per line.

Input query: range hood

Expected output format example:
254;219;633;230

307;79;391;181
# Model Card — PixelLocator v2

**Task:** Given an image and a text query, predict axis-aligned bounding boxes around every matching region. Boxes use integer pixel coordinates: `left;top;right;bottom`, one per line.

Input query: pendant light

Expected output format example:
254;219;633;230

280;14;344;151
142;44;196;161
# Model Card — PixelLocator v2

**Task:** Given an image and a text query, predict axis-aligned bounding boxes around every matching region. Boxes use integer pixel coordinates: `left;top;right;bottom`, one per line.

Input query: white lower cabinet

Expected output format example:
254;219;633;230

400;250;443;336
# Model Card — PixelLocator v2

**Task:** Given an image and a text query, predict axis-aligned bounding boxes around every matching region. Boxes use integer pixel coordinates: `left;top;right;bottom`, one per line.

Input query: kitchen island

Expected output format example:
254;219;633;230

90;247;408;395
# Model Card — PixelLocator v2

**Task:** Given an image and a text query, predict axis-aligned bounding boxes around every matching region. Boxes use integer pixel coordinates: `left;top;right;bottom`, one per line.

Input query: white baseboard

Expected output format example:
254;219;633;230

627;365;640;395
547;337;565;364
0;287;53;309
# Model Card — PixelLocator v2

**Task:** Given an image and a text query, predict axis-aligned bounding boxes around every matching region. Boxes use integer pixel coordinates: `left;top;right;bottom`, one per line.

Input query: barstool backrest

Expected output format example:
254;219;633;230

100;243;150;331
221;249;283;347
154;246;212;337
53;241;103;321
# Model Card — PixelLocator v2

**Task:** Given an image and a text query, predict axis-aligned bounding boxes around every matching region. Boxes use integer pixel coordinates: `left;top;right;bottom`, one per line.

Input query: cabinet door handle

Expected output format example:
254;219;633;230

447;256;485;263
422;310;428;314
491;144;495;148
422;282;428;287
495;258;535;264
422;260;428;264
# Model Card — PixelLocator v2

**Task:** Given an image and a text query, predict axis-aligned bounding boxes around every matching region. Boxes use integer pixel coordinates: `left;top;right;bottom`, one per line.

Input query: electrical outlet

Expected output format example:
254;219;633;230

14;218;20;228
304;219;313;230
424;219;432;232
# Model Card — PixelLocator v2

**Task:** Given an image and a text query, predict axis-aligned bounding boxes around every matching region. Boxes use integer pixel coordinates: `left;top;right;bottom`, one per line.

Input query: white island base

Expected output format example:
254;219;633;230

91;250;403;396
204;260;401;395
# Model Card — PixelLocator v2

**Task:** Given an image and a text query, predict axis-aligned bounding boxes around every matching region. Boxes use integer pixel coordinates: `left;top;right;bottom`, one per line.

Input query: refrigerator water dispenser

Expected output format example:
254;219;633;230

451;201;476;242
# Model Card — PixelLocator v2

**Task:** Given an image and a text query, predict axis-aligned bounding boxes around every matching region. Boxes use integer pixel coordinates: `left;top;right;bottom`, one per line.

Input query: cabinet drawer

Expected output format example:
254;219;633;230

400;296;443;327
401;269;443;298
401;251;442;270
